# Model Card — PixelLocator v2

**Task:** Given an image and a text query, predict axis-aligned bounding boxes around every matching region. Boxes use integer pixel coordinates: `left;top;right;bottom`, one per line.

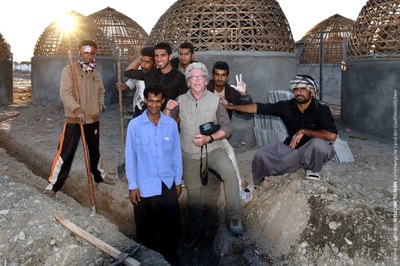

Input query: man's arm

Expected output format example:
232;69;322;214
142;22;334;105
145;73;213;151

225;103;258;114
171;121;183;197
192;103;232;147
125;57;141;71
302;129;337;141
215;102;232;138
163;99;180;120
125;122;139;199
60;65;81;115
289;129;337;149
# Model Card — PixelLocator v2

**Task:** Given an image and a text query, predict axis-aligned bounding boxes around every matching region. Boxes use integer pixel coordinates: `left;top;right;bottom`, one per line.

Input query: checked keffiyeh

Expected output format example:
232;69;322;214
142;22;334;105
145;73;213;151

78;60;97;73
289;75;318;92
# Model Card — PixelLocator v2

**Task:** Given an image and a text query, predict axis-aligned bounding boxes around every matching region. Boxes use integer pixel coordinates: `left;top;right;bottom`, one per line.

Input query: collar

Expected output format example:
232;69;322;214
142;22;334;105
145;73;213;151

187;87;208;101
207;79;230;92
142;110;168;125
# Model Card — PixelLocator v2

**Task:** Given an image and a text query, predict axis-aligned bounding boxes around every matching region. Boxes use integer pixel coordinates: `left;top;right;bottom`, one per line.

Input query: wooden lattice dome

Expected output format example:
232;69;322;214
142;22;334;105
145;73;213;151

0;33;11;61
348;0;400;58
148;0;294;52
298;14;355;64
34;11;112;57
88;7;149;61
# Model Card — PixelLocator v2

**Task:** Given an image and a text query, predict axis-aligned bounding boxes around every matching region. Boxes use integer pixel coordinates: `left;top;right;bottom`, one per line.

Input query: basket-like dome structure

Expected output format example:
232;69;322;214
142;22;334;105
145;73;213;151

348;0;400;58
298;14;355;64
34;11;112;57
0;33;11;61
88;7;149;60
148;0;294;52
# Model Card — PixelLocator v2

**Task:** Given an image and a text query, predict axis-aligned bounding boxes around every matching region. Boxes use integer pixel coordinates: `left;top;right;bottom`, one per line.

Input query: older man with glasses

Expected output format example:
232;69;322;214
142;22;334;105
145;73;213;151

164;62;243;251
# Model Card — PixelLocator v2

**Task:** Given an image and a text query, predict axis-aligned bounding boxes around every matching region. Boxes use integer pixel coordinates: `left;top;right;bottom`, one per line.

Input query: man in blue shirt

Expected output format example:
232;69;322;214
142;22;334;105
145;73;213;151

125;83;183;262
225;75;337;184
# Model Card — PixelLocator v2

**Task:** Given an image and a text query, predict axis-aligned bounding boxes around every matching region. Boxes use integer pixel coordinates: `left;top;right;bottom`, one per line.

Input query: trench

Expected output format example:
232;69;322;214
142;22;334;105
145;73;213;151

0;123;268;265
3;74;269;265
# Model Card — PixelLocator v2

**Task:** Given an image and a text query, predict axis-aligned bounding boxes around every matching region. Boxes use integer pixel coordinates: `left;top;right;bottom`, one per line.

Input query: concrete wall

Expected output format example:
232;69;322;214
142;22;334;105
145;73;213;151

31;55;118;106
194;51;297;144
0;60;13;105
297;63;343;106
341;58;400;141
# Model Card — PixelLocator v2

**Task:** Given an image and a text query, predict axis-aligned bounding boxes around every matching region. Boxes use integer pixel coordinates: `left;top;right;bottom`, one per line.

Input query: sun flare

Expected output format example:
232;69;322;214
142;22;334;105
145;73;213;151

56;15;76;33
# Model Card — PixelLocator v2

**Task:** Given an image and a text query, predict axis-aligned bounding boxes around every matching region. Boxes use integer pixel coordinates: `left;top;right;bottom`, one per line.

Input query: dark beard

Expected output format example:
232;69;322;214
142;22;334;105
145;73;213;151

295;96;310;104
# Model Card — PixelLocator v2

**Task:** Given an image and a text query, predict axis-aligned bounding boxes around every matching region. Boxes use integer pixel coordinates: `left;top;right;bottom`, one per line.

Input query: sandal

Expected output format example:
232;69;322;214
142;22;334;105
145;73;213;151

306;170;320;180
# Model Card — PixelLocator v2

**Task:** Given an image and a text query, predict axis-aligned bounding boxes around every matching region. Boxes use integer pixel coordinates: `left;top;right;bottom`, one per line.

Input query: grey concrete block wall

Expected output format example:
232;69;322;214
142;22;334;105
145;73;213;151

341;58;400;141
0;60;13;105
297;63;343;106
31;55;118;106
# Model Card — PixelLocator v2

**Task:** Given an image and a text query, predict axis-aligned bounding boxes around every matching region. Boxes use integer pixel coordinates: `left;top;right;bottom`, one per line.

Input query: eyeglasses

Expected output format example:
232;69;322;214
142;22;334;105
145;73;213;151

189;75;207;81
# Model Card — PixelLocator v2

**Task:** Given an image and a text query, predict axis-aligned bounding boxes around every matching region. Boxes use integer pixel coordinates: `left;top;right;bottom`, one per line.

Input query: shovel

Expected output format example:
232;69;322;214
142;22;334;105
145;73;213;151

117;51;126;178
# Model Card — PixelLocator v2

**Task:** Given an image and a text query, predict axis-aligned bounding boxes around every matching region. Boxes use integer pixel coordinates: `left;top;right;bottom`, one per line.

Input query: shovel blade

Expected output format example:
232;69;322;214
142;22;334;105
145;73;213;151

118;162;125;179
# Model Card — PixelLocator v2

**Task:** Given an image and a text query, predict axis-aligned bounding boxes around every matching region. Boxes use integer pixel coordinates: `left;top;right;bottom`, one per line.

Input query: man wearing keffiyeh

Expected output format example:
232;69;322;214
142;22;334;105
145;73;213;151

43;40;114;198
225;74;338;184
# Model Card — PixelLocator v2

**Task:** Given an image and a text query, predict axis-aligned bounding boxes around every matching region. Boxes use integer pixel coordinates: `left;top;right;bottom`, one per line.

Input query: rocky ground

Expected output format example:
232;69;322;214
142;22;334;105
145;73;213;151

0;71;397;265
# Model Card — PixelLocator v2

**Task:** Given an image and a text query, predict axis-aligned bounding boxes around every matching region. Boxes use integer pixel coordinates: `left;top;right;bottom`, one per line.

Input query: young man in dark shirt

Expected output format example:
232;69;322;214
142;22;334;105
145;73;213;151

124;42;188;109
225;74;337;184
170;42;196;74
207;61;252;119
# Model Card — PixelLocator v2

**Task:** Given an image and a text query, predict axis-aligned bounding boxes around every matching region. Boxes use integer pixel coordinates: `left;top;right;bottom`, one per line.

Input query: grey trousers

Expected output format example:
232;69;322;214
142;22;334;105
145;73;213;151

252;138;335;185
183;147;241;236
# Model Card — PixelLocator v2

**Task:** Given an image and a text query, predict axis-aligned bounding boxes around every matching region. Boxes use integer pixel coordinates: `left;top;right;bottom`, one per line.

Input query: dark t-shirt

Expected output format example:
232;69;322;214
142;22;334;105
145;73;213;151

256;99;337;148
124;67;188;109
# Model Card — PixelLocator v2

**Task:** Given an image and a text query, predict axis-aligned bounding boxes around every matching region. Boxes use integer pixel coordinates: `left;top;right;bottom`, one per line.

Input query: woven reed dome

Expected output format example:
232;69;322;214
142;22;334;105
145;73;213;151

348;0;400;58
88;7;148;60
298;14;355;64
148;0;294;52
34;11;112;57
0;33;11;61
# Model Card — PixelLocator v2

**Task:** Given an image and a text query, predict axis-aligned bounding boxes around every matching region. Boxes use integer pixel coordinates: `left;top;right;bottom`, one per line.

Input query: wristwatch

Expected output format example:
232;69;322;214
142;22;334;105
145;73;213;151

209;135;214;144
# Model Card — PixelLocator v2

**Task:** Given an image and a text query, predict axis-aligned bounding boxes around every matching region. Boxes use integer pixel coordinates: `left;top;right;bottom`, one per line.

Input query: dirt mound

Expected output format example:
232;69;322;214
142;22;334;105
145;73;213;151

241;167;393;265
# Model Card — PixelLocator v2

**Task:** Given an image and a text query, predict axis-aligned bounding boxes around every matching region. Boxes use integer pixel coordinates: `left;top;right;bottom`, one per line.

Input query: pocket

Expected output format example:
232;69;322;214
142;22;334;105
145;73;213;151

163;136;174;152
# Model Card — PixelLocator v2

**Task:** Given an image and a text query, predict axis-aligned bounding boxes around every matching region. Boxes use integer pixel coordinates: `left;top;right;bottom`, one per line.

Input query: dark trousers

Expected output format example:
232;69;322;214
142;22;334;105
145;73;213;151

134;182;181;260
48;121;103;192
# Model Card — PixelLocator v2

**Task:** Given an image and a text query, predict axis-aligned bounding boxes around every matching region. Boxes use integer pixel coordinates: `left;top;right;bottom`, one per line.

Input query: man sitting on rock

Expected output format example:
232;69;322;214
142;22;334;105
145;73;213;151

225;74;337;185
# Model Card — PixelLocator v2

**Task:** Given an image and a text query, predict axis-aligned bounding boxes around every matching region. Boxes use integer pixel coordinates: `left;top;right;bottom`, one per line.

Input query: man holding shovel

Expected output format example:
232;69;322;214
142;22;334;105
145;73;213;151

44;40;114;198
116;47;155;118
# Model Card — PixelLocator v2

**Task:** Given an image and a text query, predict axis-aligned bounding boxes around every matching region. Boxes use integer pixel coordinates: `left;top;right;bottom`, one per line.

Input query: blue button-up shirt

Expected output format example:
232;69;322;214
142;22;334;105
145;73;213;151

125;110;183;197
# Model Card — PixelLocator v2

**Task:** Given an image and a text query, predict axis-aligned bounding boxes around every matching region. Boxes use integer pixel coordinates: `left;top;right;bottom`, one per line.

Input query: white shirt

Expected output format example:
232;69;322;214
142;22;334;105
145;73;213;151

125;78;145;110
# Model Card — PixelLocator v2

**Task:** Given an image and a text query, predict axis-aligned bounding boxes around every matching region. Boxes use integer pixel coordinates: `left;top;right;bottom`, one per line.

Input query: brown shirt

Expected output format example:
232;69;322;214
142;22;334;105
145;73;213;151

60;61;105;124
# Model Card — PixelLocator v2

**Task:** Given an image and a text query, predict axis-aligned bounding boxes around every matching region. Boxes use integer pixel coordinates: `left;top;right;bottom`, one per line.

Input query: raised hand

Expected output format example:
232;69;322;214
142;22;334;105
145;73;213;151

230;74;247;95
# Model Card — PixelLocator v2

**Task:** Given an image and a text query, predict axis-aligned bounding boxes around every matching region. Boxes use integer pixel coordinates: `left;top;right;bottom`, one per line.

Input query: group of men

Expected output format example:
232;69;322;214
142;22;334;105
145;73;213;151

43;39;337;263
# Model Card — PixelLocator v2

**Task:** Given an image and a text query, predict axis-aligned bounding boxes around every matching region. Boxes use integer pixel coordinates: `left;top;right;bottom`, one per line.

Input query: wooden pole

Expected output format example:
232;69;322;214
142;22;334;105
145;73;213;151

117;51;125;157
68;50;96;214
55;214;140;266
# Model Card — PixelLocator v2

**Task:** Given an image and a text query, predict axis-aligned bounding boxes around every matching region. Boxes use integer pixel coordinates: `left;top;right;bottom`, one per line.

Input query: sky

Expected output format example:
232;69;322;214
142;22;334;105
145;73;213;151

1;0;368;62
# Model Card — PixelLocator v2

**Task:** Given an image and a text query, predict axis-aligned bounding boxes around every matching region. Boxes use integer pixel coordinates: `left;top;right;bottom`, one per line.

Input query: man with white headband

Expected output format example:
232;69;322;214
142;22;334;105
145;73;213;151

225;74;337;183
44;40;114;197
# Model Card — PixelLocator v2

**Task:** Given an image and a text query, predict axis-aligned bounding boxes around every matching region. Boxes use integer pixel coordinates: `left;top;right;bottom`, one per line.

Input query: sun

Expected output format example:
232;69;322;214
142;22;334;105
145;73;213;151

56;14;76;33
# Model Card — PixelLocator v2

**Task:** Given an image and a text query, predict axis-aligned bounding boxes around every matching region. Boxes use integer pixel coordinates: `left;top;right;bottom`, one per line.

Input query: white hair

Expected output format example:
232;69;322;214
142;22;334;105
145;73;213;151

184;62;209;80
